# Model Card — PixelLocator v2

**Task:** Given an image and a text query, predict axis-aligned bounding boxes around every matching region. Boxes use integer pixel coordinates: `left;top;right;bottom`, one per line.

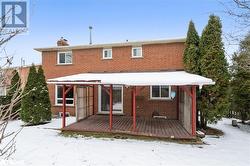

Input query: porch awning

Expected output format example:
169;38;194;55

47;71;215;87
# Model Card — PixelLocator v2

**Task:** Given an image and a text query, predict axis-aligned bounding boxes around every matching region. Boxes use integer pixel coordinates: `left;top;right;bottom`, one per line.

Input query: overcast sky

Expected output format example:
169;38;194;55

3;0;243;66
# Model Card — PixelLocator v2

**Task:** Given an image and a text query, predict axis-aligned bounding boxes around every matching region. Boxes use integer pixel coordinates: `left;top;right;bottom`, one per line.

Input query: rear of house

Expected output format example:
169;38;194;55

35;38;214;139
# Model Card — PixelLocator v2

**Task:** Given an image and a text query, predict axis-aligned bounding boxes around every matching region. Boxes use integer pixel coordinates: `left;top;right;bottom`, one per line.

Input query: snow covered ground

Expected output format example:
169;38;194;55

1;117;250;166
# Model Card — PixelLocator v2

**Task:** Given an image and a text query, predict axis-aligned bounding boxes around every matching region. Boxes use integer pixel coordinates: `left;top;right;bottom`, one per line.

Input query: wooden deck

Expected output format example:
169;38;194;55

62;115;194;139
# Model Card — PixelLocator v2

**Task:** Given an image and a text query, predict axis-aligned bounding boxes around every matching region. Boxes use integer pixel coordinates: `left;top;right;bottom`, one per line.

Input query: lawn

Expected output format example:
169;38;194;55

1;117;250;166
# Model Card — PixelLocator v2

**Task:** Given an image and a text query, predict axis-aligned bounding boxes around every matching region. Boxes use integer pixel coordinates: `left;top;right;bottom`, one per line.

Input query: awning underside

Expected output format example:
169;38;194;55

47;71;215;87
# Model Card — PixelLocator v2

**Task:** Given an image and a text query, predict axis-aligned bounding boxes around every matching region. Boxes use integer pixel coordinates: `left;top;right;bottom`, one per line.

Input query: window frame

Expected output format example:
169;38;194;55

55;85;74;106
131;47;143;58
102;48;112;59
57;51;73;65
150;85;171;100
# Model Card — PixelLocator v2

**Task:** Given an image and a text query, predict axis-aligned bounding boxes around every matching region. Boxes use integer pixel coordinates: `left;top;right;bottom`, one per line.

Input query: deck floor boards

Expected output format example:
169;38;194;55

62;115;193;139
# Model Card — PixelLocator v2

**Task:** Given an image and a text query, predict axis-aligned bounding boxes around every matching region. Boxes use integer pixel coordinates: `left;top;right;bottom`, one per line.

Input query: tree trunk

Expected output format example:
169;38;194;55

200;112;207;129
196;109;199;128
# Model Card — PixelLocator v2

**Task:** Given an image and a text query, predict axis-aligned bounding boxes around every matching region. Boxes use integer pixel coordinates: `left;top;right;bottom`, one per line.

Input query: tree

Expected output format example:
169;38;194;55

220;0;250;44
20;65;38;124
0;10;26;158
199;15;230;128
183;20;202;128
5;70;22;117
36;66;51;122
183;20;200;74
230;33;250;123
20;65;51;125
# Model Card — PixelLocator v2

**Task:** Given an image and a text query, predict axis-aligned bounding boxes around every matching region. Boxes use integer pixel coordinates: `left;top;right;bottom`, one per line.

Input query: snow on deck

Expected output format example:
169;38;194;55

1;118;250;166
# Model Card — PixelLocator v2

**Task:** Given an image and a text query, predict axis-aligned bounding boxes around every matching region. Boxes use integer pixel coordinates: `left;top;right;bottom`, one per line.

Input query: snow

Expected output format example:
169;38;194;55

47;71;215;86
1;118;250;166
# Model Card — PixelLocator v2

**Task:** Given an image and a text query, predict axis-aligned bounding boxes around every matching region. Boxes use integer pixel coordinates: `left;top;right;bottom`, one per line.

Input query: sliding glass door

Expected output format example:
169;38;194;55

98;85;123;113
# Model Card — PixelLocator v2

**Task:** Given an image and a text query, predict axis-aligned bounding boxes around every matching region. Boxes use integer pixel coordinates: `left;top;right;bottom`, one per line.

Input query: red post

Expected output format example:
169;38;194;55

132;87;136;131
109;85;113;130
191;86;196;136
92;85;95;115
131;90;133;116
62;85;66;128
176;86;179;120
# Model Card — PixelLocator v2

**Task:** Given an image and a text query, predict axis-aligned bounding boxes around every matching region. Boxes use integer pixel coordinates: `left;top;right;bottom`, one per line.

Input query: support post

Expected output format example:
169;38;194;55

62;85;66;128
109;85;113;130
176;86;179;120
132;87;136;131
92;85;95;115
131;90;133;116
191;86;196;136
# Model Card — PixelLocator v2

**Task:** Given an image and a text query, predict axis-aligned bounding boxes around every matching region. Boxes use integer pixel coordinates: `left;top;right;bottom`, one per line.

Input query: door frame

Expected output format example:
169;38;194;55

98;85;123;114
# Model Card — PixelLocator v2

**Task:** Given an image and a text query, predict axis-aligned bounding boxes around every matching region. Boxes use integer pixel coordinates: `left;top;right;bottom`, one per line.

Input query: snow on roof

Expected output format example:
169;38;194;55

47;71;215;87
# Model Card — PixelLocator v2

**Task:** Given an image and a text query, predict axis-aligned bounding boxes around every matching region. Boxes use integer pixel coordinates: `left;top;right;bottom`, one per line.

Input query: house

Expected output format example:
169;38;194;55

34;37;214;139
0;65;39;97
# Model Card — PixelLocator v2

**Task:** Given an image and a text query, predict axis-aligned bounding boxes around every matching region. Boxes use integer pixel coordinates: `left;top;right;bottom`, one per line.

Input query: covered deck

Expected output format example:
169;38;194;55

62;115;193;139
48;71;215;139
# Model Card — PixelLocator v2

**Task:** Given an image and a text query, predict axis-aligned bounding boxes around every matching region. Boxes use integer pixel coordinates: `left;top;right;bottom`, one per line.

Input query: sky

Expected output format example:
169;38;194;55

2;0;245;66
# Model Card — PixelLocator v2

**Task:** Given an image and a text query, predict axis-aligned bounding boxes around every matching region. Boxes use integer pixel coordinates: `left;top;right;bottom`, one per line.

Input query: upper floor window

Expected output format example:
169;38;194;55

103;49;112;59
132;47;142;58
57;51;72;64
0;86;7;96
150;85;171;100
55;85;74;106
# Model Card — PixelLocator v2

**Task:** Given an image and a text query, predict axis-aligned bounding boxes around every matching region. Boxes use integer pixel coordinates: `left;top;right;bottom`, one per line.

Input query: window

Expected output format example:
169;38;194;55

55;85;74;106
57;51;72;64
132;47;142;58
0;86;6;96
150;85;171;99
103;49;112;59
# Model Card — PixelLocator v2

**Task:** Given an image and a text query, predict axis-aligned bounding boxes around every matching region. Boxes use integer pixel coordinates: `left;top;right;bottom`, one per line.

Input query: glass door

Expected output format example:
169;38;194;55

98;85;123;113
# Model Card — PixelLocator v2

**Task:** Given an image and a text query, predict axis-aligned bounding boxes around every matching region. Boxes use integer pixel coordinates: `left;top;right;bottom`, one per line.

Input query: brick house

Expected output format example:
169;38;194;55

35;38;214;139
0;65;39;97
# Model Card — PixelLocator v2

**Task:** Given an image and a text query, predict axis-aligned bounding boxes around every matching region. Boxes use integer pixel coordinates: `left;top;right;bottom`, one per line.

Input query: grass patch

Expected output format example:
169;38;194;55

60;130;203;145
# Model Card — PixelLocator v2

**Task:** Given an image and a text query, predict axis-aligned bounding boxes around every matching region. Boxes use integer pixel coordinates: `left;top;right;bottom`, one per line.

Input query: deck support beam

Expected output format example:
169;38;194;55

62;85;66;128
109;85;113;130
176;86;179;120
62;85;74;128
92;85;95;115
191;86;196;136
132;87;136;131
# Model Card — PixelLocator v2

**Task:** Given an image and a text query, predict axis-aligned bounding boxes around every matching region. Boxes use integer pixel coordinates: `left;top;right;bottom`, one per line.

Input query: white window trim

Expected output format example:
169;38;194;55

132;47;143;58
0;86;7;96
55;85;74;106
150;85;171;100
102;49;112;59
57;51;73;65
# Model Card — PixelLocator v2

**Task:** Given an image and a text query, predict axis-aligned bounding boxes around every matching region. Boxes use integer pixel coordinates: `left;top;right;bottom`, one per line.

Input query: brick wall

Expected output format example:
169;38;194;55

41;42;185;118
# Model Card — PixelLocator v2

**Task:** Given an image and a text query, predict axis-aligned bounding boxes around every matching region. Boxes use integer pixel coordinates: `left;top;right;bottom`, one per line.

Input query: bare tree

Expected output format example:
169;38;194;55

220;0;250;44
0;8;26;158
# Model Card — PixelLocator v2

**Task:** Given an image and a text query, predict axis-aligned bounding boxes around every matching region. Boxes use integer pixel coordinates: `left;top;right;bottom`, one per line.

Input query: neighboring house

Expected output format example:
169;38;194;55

0;65;40;97
35;37;214;139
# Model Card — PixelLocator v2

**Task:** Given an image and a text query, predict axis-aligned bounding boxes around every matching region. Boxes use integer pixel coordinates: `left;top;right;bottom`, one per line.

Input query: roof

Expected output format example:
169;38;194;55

34;38;186;52
47;71;215;87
